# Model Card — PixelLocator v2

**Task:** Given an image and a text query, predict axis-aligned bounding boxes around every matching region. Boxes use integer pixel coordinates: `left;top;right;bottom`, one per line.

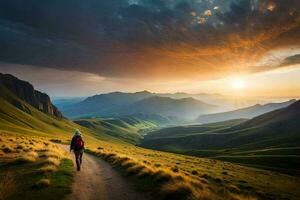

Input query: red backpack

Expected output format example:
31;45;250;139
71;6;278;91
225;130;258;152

74;136;84;149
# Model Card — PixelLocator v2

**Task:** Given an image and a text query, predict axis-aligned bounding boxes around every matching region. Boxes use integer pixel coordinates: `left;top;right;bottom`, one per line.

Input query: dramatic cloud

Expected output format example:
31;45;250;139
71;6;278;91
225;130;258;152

0;0;299;80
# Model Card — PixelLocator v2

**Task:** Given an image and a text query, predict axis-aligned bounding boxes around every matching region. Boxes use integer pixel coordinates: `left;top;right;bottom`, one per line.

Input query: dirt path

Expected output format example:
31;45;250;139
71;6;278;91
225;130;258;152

60;145;150;200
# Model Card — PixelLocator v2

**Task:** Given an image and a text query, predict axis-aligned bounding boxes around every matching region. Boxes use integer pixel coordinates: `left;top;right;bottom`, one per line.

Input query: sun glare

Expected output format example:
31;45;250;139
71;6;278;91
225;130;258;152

230;78;246;90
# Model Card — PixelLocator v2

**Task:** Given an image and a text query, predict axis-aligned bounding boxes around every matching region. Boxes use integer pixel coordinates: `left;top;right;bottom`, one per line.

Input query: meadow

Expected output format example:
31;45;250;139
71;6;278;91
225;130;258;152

83;138;300;200
2;127;300;200
0;134;73;200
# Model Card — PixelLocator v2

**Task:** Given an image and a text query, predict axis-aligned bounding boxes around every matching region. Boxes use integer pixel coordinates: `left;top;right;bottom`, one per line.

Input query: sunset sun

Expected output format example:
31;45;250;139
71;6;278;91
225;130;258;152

230;78;246;90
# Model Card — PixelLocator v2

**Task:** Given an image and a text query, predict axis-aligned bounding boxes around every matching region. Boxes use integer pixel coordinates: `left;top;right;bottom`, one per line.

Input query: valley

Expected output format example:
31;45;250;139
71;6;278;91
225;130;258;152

0;73;300;200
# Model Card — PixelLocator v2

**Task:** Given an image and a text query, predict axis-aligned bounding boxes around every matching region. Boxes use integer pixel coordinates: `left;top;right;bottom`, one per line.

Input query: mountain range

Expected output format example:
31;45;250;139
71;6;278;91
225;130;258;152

140;100;300;173
60;91;219;119
0;73;158;143
196;99;296;124
142;100;300;150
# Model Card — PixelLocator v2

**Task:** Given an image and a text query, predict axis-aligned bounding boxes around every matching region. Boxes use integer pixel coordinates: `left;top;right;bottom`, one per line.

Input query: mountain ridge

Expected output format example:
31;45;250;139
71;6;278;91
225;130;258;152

196;99;296;124
61;91;218;119
142;100;300;150
0;73;62;118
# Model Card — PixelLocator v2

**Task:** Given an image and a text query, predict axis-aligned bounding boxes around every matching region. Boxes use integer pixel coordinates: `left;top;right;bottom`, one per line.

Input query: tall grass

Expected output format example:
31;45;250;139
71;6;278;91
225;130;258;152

90;150;213;199
0;134;70;178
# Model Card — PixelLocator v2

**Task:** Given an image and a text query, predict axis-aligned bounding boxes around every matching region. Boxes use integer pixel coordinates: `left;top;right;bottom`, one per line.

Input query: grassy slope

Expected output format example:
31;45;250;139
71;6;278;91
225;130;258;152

0;85;125;144
74;115;171;144
0;135;73;200
1;85;300;199
196;99;296;124
140;107;300;175
144;119;247;139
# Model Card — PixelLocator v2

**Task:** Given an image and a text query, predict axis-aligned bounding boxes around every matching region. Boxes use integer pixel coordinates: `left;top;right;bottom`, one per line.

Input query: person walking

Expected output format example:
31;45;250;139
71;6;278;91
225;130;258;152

70;129;85;171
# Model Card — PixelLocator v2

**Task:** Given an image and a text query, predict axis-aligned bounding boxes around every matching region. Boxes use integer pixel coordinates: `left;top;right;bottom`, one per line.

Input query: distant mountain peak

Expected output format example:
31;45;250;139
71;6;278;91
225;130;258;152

134;90;152;94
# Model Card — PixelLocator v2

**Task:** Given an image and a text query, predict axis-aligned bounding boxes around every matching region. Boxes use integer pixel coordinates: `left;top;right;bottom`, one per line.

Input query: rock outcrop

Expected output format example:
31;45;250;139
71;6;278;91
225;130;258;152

0;73;63;118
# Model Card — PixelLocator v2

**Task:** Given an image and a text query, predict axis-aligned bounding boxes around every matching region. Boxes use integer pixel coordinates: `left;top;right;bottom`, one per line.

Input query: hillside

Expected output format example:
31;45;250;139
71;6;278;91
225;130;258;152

0;73;62;118
75;114;175;144
116;96;217;119
61;91;153;118
196;99;296;124
52;97;85;110
61;92;218;119
143;119;247;140
141;101;300;174
0;74;125;143
0;75;182;144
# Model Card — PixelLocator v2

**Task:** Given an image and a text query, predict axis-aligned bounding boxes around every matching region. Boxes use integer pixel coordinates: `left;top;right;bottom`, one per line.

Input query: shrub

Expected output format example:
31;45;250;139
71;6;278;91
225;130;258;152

153;170;172;183
154;163;162;168
171;166;179;173
33;179;51;189
43;148;65;159
16;145;24;150
15;155;37;163
222;171;228;175
126;165;146;176
39;165;58;173
50;139;62;143
191;170;198;175
137;167;153;178
2;146;14;153
161;181;192;200
43;157;60;166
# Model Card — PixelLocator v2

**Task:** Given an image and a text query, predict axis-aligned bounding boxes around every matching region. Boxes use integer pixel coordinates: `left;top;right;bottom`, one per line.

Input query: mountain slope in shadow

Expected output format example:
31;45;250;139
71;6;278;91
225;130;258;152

141;100;300;173
62;92;218;120
196;99;296;124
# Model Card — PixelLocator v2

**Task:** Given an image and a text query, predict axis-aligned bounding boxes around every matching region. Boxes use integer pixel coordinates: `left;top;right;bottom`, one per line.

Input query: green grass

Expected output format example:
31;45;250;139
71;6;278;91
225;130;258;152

75;116;166;144
1;159;73;200
0;84;126;144
0;135;74;200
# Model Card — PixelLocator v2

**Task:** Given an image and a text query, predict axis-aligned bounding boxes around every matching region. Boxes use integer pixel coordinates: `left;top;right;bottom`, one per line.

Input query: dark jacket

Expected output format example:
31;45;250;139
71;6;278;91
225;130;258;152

70;135;84;151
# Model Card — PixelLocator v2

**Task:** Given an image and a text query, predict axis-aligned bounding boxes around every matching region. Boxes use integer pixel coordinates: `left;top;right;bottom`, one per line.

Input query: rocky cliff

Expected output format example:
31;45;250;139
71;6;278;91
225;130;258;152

0;73;63;118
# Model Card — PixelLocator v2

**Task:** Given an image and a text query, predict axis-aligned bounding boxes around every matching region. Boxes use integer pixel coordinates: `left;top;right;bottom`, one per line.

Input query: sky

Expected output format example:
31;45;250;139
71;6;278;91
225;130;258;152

0;0;300;98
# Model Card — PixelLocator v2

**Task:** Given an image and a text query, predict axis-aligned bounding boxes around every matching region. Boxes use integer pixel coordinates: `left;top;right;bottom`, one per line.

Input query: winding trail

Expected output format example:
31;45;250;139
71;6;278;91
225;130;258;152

60;145;150;200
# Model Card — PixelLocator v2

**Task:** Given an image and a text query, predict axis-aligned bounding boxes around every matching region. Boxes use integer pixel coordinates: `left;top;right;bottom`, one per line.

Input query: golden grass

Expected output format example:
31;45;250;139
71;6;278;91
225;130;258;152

161;181;192;199
15;154;37;163
0;134;69;176
43;157;61;167
34;178;51;189
1;131;300;200
39;165;58;173
83;138;300;200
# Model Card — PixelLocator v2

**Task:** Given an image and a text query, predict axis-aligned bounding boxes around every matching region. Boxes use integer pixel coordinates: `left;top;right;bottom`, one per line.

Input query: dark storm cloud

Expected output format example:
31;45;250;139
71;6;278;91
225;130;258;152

0;0;299;79
281;54;300;66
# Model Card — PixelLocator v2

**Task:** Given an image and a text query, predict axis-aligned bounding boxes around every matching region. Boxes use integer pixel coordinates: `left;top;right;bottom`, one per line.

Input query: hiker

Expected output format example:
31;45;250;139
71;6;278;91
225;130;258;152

70;129;85;171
